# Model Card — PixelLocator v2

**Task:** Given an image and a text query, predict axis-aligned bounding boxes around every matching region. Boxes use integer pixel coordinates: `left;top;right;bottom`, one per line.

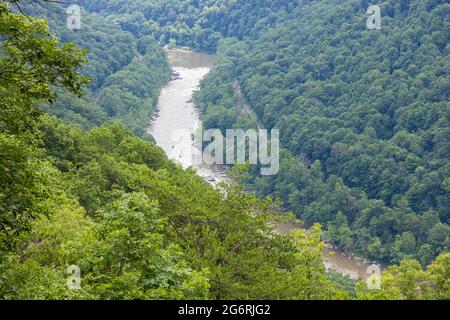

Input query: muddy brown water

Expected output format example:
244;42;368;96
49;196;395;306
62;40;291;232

275;222;375;279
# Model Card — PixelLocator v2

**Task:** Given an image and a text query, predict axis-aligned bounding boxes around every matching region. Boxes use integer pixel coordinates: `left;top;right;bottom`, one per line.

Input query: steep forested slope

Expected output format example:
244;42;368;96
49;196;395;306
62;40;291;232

194;0;450;266
78;0;300;52
18;3;170;137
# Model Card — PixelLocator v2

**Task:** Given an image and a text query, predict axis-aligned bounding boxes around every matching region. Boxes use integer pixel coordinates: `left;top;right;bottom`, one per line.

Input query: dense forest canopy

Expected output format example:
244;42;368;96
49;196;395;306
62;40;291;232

0;0;449;300
195;0;450;267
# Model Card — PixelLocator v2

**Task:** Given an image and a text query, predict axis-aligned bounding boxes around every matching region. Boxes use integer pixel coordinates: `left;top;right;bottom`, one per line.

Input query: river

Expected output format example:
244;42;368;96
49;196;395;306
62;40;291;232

148;48;374;280
148;49;225;185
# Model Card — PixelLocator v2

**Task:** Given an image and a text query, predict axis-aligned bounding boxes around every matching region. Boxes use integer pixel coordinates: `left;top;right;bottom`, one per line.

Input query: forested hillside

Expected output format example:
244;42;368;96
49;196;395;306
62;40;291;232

78;0;299;52
19;2;170;137
195;0;450;267
1;0;449;300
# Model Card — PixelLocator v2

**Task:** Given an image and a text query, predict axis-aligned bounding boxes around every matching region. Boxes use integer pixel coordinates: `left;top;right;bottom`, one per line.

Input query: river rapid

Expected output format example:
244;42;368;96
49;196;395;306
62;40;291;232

148;48;374;280
148;49;225;185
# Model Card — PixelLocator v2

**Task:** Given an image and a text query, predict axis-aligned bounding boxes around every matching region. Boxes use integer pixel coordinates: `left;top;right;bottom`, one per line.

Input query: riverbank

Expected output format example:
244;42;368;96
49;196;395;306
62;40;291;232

275;221;376;279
